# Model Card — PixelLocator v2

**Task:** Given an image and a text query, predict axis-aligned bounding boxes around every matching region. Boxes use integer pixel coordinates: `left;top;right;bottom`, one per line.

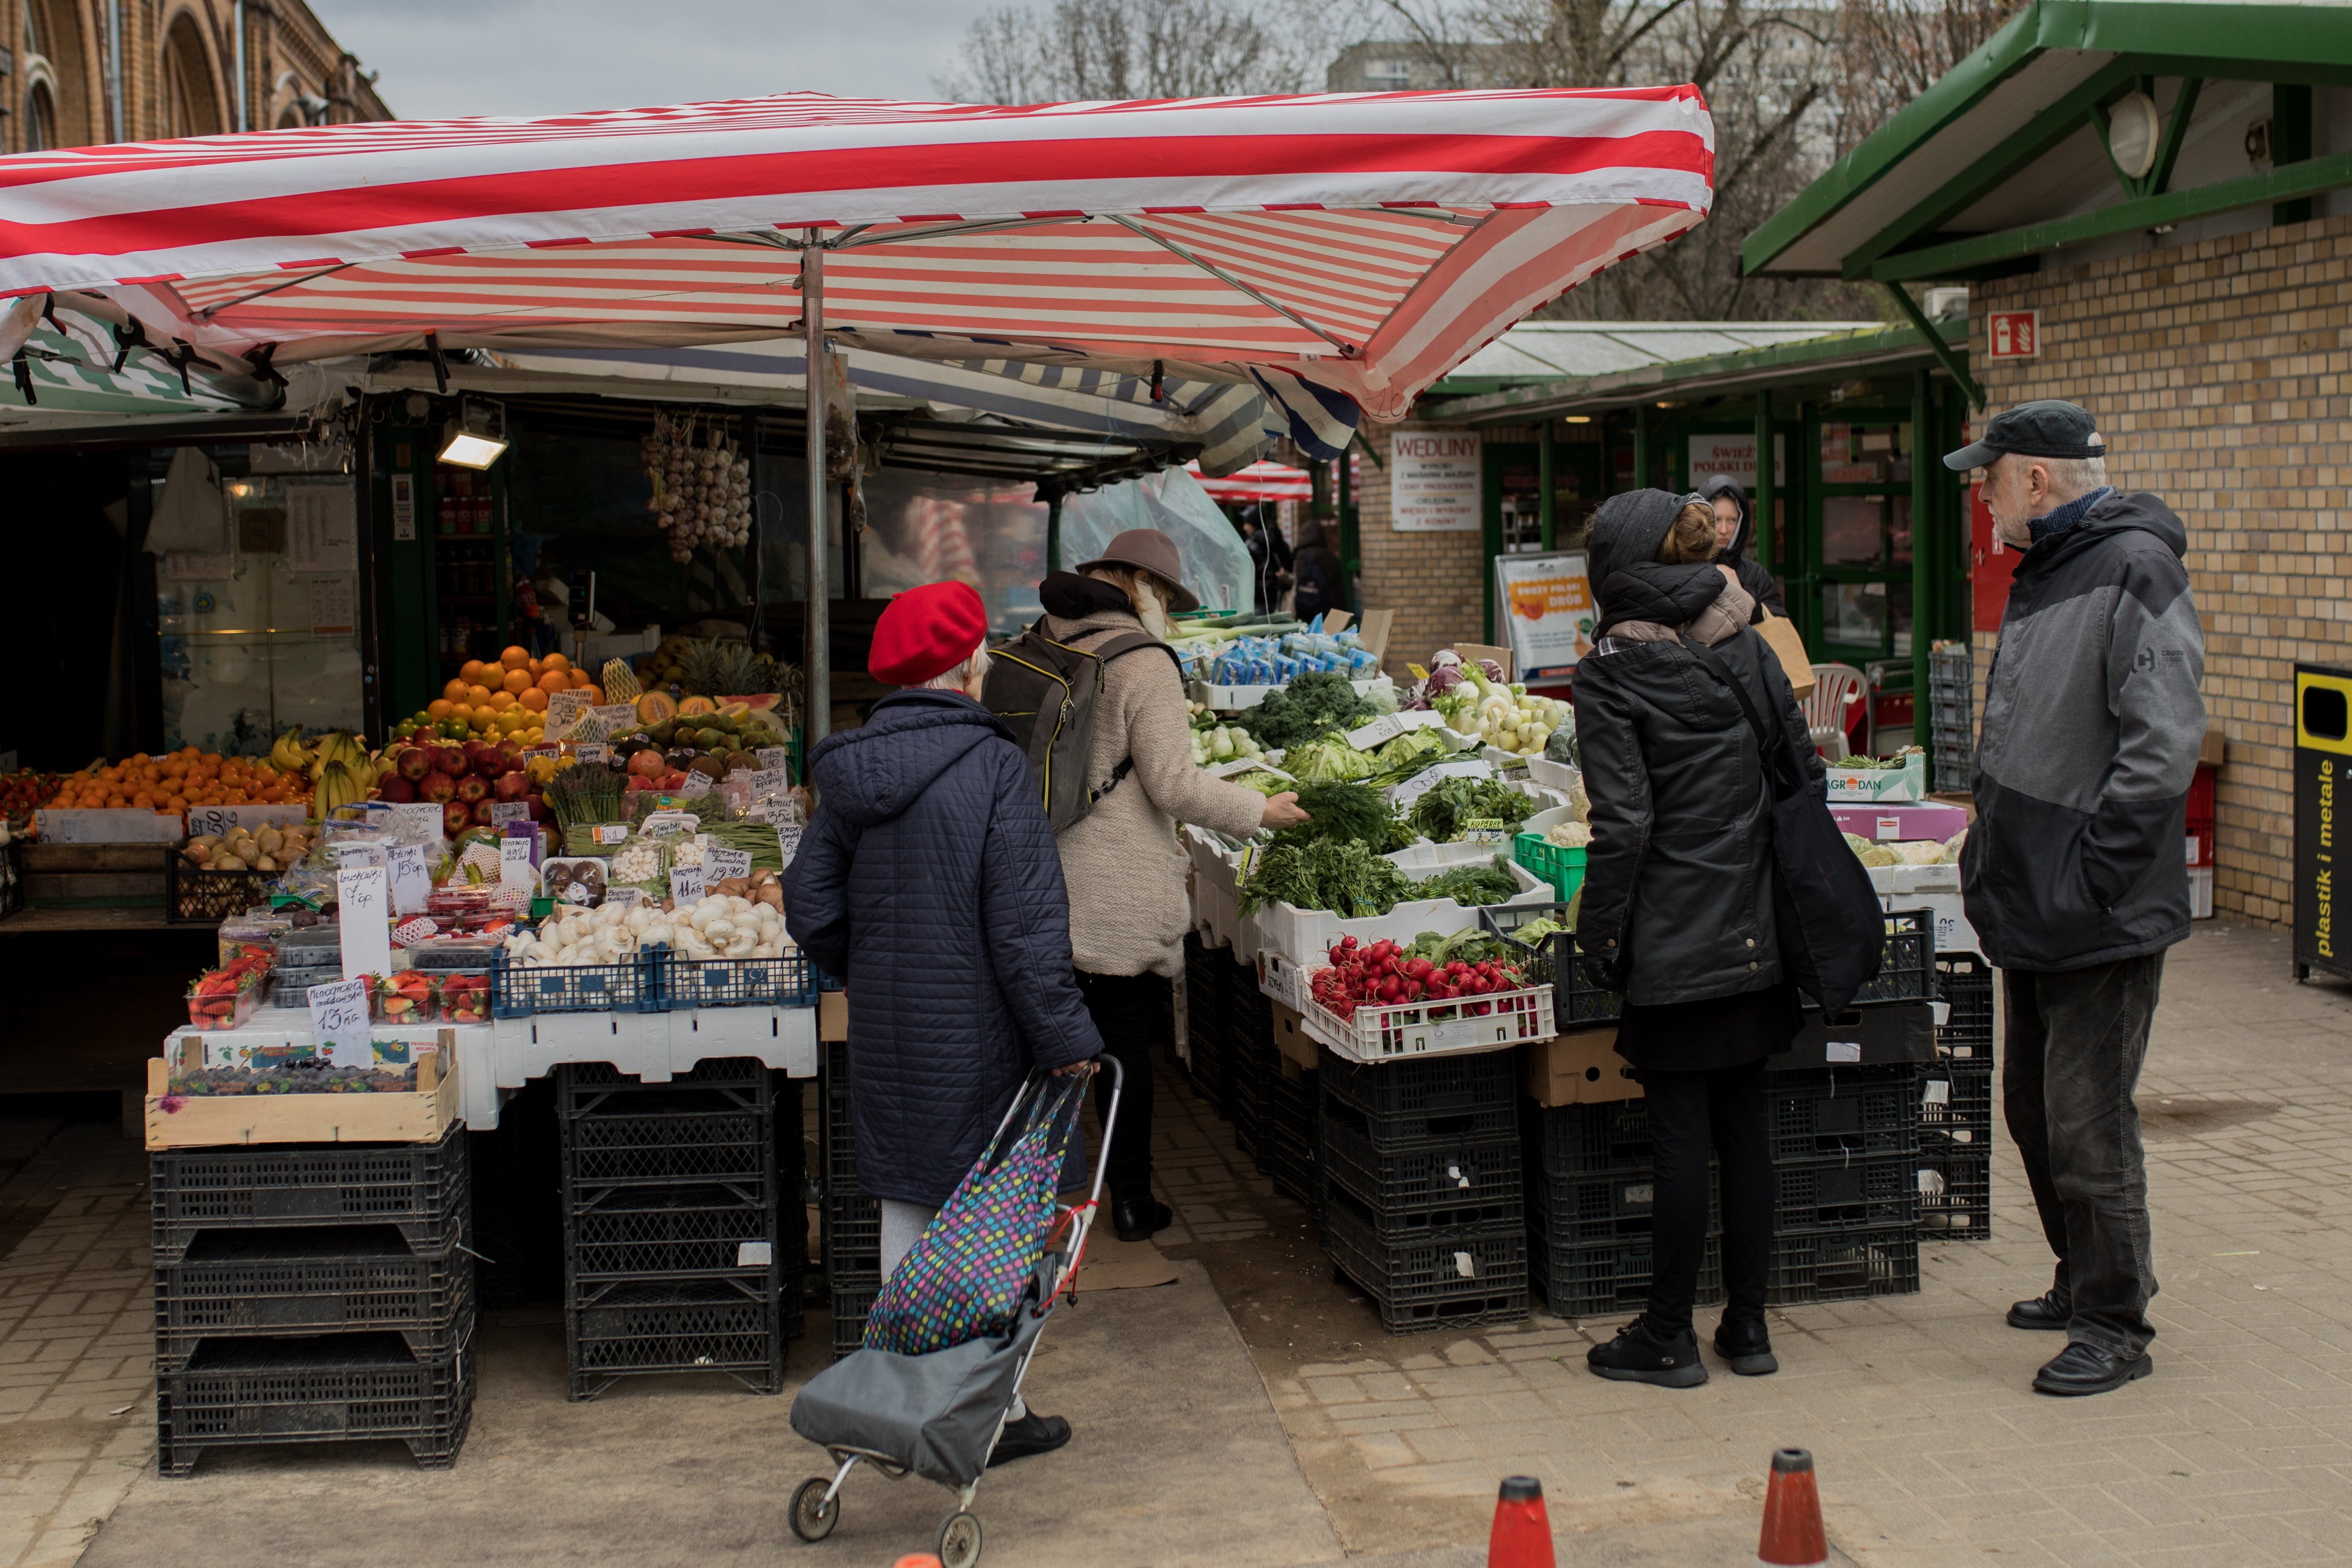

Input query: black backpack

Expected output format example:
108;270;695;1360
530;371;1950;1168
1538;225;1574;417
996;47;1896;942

982;621;1180;833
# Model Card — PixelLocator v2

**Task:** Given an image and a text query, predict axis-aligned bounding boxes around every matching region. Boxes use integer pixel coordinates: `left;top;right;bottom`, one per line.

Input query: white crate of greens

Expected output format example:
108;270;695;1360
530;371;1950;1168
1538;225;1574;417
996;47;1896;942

1825;751;1926;802
1250;858;1548;967
1301;980;1555;1064
1189;676;1391;712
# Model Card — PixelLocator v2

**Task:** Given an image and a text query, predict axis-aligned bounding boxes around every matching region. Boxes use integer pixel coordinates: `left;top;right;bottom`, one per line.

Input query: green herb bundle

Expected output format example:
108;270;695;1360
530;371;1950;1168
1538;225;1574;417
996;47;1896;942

1411;856;1523;907
1406;778;1536;842
1238;838;1415;917
1268;782;1412;854
1236;671;1380;750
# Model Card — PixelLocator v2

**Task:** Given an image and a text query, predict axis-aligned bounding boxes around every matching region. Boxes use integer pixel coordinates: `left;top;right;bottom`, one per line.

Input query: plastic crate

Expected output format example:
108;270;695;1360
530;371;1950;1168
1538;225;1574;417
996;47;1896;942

1766;1226;1920;1305
1798;909;1933;1009
1299;983;1553;1065
560;1109;775;1190
165;847;278;925
567;1276;785;1399
156;1330;475;1477
1773;1150;1920;1231
1229;974;1275;1163
153;1226;474;1373
1263;1066;1321;1212
1526;1099;1653;1177
825;1192;880;1281
830;1283;878;1362
1935;953;1994;1061
564;1187;782;1281
559;1055;771;1109
1321;1085;1515;1152
1530;1233;1722;1321
490;948;659;1018
1766;1068;1920;1161
1509;833;1587;904
1918;1058;1992;1147
656;949;817;1010
1322;1187;1529;1333
1918;1144;1991;1239
1480;901;1620;1025
1182;935;1229;1112
149;1124;470;1267
1319;1048;1516;1121
1319;1119;1520;1236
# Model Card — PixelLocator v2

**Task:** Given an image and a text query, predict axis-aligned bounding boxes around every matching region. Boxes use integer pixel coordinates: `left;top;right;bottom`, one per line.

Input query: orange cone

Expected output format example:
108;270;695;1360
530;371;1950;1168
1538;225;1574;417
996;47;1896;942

891;1557;942;1568
1487;1475;1555;1568
1758;1447;1828;1567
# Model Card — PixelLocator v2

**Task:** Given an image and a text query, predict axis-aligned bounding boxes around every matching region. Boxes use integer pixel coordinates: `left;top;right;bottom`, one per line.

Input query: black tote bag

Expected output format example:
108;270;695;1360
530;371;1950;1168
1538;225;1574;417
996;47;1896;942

1685;636;1885;1019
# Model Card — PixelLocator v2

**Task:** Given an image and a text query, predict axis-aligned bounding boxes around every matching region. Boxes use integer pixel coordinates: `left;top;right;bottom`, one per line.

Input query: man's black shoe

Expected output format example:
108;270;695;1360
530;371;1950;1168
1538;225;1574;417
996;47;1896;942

2032;1342;2152;1397
988;1413;1073;1465
1587;1316;1708;1388
2007;1289;2073;1331
1713;1315;1779;1376
1111;1194;1173;1242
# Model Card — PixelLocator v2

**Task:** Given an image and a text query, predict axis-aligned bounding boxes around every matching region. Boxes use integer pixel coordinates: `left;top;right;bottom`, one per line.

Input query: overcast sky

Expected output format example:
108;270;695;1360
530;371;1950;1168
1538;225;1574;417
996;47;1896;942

306;0;988;119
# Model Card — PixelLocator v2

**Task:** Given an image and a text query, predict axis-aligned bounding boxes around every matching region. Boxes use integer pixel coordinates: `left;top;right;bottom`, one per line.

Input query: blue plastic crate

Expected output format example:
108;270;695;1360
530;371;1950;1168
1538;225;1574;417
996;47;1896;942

655;949;817;1011
490;949;661;1018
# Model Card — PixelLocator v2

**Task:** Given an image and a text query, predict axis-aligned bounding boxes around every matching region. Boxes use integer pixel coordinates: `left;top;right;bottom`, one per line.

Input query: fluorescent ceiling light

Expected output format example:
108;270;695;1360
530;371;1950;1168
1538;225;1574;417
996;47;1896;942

439;397;508;469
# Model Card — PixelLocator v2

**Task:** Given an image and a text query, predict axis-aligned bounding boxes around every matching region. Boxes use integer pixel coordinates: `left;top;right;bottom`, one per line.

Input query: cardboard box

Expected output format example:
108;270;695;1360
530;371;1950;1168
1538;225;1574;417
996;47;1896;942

1270;1000;1318;1071
1455;642;1516;682
1523;1027;1642;1107
2200;723;2226;768
1773;1003;1936;1072
819;989;848;1043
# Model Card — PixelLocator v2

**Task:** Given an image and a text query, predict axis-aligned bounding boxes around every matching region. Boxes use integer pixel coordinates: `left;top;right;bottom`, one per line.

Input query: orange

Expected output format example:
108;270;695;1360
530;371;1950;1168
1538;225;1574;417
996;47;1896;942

500;645;531;671
583;684;604;705
466;684;494;707
526;658;543;679
572;670;597;689
517;687;549;712
460;659;490;685
543;652;571;674
427;699;455;719
450;704;474;724
536;671;567;694
443;678;469;702
488;690;516;712
500;667;533;695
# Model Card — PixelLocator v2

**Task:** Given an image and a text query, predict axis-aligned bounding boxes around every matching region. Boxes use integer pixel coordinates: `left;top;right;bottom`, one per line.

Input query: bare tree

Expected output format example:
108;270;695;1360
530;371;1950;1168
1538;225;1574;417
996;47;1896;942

936;0;1356;102
1835;0;2022;154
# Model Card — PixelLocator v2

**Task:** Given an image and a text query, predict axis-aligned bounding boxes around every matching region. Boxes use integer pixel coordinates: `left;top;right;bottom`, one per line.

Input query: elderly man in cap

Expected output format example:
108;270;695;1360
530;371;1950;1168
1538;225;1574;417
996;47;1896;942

785;580;1101;1463
1945;401;2205;1397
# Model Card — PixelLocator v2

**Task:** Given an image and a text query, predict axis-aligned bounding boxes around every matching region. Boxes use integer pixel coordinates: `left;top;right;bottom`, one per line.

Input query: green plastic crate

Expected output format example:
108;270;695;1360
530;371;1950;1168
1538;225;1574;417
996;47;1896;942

1512;832;1587;904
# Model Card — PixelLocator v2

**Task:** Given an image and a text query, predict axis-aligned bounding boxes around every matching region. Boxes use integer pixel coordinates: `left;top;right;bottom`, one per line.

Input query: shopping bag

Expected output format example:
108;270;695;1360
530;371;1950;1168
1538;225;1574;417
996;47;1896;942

862;1076;1085;1357
1684;635;1883;1017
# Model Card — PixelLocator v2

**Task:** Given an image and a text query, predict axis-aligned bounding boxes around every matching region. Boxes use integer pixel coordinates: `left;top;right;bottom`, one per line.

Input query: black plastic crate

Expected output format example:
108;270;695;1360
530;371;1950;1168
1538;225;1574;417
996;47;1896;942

1531;1233;1723;1321
1767;1225;1919;1304
1264;1066;1321;1213
1527;1099;1653;1177
560;1108;775;1190
157;1330;475;1477
150;1125;470;1267
564;1186;780;1280
1774;1150;1921;1231
1322;1186;1528;1333
1797;909;1933;1008
1230;973;1275;1163
1320;1048;1517;1122
829;1283;878;1362
1480;901;1620;1025
154;1226;474;1373
559;1055;772;1111
1936;952;1994;1060
166;847;276;925
1918;1058;1993;1146
567;1276;785;1398
1319;1119;1520;1236
824;1191;880;1282
1320;1087;1515;1152
1918;1145;1991;1240
1182;933;1230;1111
1766;1068;1920;1160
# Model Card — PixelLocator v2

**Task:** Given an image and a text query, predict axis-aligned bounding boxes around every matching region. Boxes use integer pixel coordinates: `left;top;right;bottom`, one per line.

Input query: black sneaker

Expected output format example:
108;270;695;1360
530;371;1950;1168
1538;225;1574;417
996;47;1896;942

1713;1315;1779;1376
1587;1317;1708;1388
988;1413;1073;1466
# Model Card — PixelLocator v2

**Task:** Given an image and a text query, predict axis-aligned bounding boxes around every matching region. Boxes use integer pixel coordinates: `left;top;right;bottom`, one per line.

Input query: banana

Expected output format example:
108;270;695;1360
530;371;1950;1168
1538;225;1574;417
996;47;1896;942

270;726;308;774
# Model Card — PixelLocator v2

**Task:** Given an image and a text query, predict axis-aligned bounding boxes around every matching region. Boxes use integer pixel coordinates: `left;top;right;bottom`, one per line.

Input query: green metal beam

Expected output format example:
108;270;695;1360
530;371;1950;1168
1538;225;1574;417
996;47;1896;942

1753;391;1775;574
2143;77;2203;197
1537;421;1556;551
1873;147;2352;279
1910;368;1934;773
1842;57;2141;280
1882;284;1987;409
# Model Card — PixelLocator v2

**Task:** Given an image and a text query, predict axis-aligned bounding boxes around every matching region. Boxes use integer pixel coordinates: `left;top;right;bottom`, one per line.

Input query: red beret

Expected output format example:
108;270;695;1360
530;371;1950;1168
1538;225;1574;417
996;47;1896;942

870;580;988;686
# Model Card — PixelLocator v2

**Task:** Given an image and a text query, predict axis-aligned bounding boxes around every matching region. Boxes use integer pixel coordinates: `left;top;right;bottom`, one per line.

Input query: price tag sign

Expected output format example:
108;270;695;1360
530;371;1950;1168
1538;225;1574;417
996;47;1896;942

678;773;714;798
522;745;559;761
1345;712;1410;748
392;802;447;841
574;742;610;766
488;801;533;827
669;864;706;906
605;886;644;909
336;866;394;982
386;845;429;914
307;978;372;1066
594;823;630;846
743;768;787;799
1459;820;1509;844
500;838;537;892
640;812;698;839
707;847;753;882
756;747;793;774
544;688;592;740
590;702;638;733
1386;761;1490;810
334;841;387;870
185;804;236;838
775;823;802;871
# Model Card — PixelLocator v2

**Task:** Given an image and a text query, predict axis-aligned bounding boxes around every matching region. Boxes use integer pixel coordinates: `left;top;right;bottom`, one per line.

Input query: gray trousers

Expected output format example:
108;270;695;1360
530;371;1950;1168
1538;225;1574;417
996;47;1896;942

2002;953;2165;1357
878;1198;1025;1419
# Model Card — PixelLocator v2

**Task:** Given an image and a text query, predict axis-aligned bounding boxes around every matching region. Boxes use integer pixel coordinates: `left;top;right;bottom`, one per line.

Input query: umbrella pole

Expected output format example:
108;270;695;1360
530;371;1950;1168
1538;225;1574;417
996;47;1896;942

803;234;830;756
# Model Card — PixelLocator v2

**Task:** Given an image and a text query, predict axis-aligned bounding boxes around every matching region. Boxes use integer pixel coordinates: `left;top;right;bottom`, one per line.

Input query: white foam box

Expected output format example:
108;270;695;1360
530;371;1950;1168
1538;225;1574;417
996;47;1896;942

1867;864;1980;956
1252;859;1549;967
1189;675;1391;712
1825;752;1926;802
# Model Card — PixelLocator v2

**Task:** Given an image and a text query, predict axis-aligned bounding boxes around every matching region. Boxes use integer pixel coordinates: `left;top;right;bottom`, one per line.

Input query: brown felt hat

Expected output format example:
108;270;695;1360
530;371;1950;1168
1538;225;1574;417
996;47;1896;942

1073;528;1200;613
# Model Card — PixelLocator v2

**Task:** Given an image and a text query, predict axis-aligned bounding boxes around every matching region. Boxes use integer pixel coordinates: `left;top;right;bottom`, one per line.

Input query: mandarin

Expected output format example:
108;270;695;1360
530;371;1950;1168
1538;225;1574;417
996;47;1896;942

500;645;531;670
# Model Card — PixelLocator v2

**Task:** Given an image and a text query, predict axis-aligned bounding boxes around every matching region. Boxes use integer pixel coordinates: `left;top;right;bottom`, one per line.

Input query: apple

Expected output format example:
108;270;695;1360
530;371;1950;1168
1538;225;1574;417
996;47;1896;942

471;799;498;826
396;747;432;782
420;771;458;804
443;801;474;837
376;774;417;803
526;792;547;821
498;739;526;765
455;776;491;805
493;771;529;803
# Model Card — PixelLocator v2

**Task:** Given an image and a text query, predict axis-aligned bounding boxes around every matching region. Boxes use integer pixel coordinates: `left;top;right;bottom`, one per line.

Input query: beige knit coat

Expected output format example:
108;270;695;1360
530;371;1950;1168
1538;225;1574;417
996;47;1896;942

1044;608;1267;978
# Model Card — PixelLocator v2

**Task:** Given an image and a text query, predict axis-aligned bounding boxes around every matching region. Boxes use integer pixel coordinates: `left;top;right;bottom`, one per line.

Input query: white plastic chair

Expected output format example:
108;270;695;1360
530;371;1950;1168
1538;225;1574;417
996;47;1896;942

1805;664;1866;758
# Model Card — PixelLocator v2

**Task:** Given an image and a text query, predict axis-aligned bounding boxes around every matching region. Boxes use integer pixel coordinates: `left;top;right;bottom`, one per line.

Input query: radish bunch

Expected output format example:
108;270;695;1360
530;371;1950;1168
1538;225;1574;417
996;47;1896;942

1308;934;1526;1021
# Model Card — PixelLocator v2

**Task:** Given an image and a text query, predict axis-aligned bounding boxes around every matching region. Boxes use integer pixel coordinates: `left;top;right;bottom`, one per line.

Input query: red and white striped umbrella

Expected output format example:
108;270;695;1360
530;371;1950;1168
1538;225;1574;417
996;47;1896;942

0;89;1712;420
1186;459;1312;503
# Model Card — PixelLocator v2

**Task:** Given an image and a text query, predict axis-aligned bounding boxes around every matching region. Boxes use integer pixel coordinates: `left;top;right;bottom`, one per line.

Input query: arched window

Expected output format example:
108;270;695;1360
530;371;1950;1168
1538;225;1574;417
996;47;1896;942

20;0;90;148
24;79;54;151
160;12;224;139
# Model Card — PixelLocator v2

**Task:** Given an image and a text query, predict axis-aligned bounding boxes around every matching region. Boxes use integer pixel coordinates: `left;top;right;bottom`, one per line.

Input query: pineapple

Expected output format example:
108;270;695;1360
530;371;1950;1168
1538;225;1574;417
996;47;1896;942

676;638;774;699
600;658;642;702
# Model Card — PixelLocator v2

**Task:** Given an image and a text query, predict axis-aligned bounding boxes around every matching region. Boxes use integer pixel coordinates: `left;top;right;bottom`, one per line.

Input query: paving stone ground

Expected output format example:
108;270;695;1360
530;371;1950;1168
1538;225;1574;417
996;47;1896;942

0;917;2342;1566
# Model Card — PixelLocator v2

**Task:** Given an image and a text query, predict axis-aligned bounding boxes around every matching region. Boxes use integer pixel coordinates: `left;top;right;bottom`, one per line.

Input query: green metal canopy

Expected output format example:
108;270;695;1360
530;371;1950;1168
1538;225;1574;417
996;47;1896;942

1743;0;2352;284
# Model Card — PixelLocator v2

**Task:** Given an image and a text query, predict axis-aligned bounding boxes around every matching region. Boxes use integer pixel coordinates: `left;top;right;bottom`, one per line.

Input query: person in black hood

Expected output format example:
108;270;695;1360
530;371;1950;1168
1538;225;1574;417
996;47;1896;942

1696;474;1786;616
1290;516;1345;621
1573;489;1821;1389
785;580;1101;1465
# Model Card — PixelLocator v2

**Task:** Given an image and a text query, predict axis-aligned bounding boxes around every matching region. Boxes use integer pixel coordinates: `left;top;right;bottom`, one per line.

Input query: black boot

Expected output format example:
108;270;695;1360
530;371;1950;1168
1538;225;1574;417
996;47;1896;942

2007;1288;2072;1331
1713;1314;1779;1376
1111;1190;1172;1243
2032;1342;2152;1397
1587;1316;1707;1388
988;1412;1073;1465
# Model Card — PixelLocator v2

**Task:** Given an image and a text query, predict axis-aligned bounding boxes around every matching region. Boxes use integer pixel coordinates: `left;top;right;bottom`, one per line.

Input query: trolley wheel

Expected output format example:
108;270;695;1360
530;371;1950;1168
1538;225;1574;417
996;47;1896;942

937;1509;983;1568
789;1477;839;1542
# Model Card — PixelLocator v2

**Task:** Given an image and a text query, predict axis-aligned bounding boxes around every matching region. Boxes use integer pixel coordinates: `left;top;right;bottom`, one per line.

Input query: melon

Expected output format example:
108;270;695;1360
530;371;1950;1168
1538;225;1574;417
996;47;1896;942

678;696;717;718
636;691;679;725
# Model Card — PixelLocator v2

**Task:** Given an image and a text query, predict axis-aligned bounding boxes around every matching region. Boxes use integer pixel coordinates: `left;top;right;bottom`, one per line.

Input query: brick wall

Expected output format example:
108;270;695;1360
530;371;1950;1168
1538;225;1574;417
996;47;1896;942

1356;423;1490;671
1974;211;2352;925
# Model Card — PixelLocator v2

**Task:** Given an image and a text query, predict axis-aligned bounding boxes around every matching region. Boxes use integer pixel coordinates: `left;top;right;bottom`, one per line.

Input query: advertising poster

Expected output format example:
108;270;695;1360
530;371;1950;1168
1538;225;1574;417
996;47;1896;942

1494;550;1594;681
1390;431;1481;531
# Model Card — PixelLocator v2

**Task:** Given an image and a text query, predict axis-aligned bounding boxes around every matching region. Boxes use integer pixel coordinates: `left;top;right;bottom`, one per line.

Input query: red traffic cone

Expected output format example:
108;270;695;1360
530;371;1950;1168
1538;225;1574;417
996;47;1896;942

1487;1475;1555;1568
1758;1447;1828;1567
891;1557;942;1568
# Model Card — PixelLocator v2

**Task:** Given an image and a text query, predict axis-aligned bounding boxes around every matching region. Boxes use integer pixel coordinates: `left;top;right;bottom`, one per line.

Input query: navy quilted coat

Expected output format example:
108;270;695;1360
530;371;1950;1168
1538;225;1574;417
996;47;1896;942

785;688;1102;1207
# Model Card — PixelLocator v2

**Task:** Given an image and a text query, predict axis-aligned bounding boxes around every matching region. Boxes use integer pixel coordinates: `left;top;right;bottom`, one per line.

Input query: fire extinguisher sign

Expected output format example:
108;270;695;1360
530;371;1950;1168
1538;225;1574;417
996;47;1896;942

1986;309;2041;360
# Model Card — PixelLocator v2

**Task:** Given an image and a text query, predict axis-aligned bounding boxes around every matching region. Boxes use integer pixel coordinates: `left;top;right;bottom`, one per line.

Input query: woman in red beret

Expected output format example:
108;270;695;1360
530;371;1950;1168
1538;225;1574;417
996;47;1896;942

785;579;1102;1465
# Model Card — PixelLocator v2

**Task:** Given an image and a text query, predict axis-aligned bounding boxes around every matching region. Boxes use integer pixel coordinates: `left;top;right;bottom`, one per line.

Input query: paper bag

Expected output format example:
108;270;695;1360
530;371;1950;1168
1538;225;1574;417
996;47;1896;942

1754;614;1815;700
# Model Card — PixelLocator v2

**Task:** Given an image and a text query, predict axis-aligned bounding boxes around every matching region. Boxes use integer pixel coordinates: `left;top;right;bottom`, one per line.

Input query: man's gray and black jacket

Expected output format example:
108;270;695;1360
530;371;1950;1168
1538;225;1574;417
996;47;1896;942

1962;490;2205;972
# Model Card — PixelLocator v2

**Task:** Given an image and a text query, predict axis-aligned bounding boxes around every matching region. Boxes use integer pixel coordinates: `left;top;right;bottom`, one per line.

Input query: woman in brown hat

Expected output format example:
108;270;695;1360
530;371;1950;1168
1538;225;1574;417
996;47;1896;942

1045;528;1308;1241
